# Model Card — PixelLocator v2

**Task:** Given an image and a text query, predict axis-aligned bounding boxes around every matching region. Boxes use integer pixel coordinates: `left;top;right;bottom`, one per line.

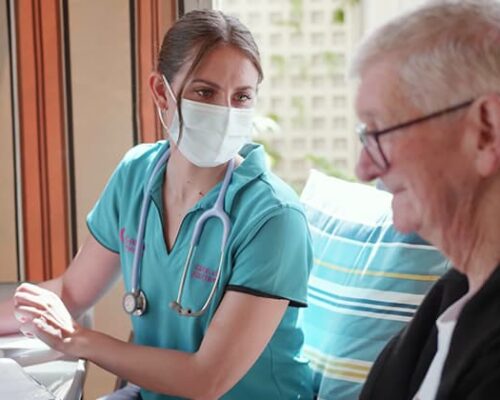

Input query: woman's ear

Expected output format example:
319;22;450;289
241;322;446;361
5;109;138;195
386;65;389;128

149;72;169;110
469;94;500;177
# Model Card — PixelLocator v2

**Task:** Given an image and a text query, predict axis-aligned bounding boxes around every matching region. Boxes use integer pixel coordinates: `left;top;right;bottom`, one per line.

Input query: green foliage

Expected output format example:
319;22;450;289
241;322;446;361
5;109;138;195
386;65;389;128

266;112;282;123
270;54;286;76
254;139;282;168
323;51;339;65
290;0;304;20
323;51;343;74
306;154;357;182
332;0;361;25
273;19;302;33
291;97;306;125
299;64;309;80
291;97;305;112
272;0;303;33
332;8;345;24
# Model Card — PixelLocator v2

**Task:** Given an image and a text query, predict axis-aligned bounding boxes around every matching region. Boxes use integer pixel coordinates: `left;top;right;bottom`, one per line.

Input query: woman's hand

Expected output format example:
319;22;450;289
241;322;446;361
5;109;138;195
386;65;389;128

13;283;85;357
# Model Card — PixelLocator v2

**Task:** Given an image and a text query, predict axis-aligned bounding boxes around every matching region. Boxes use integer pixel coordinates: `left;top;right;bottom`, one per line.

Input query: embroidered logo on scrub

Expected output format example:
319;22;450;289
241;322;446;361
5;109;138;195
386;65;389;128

120;228;145;253
191;265;217;283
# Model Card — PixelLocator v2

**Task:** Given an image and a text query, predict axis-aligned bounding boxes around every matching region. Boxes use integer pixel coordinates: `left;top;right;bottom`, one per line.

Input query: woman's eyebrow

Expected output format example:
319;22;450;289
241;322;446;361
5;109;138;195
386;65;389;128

190;78;221;88
190;79;255;92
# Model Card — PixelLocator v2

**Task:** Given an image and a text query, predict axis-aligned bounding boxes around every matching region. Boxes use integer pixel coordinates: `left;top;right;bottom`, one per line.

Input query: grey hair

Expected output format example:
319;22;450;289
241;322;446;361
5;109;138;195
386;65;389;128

351;0;500;113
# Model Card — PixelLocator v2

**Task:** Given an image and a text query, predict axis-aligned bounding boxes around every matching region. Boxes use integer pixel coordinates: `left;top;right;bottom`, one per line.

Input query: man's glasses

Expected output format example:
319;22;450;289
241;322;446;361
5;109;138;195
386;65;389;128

356;99;474;171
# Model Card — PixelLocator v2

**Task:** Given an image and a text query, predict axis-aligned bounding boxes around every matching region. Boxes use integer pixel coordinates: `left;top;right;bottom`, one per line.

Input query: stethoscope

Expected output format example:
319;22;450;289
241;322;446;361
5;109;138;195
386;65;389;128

122;148;234;317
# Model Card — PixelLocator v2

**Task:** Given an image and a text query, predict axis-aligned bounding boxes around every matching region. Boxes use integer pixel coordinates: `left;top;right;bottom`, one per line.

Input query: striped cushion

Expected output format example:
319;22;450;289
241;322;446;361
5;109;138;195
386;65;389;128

299;170;450;400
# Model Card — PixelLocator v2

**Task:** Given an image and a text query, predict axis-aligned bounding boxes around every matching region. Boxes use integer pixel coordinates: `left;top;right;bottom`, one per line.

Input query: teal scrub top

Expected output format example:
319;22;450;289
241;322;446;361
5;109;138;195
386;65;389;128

87;141;314;399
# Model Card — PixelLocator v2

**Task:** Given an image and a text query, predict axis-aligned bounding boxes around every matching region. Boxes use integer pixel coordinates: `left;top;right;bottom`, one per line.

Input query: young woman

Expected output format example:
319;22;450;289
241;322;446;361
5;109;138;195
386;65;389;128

1;9;313;400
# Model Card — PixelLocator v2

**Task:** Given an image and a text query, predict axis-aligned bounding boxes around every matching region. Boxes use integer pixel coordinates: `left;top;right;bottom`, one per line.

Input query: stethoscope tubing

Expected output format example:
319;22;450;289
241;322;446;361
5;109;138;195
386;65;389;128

130;148;171;294
128;146;234;316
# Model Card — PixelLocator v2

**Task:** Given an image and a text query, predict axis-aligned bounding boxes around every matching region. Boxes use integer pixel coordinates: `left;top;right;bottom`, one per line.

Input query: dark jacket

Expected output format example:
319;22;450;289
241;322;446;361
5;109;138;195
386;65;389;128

360;265;500;400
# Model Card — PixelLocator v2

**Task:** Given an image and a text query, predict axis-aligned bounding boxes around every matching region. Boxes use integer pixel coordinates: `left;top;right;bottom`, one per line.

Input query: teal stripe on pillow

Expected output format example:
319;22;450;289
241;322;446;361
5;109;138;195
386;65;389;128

299;170;451;400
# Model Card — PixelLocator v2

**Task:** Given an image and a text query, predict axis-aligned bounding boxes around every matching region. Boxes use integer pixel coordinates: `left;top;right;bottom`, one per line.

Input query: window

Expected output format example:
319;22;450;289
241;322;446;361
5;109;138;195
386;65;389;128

335;54;346;68
334;159;348;169
271;138;285;151
312;53;323;65
270;12;282;24
313;117;326;129
313;137;326;149
312;96;324;108
291;96;304;111
312;75;324;88
333;96;346;108
311;11;323;24
290;54;305;69
271;97;284;109
270;33;283;46
333;138;348;149
248;12;260;26
270;76;284;89
291;117;306;129
332;31;346;46
290;75;305;87
292;158;306;170
331;74;346;88
311;32;324;45
290;32;303;45
333;117;347;130
292;137;306;149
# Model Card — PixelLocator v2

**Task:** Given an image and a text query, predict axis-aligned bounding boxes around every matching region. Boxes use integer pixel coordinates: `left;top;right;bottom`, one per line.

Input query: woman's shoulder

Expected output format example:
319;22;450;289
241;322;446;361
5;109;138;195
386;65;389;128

120;141;167;168
106;141;168;189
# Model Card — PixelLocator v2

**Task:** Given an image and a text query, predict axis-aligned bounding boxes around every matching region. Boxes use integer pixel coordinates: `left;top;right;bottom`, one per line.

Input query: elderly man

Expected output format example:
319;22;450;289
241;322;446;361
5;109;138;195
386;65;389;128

352;1;500;399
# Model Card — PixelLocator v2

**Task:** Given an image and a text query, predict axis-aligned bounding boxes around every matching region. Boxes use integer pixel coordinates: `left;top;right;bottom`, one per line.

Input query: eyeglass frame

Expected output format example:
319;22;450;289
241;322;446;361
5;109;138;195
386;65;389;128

356;98;474;170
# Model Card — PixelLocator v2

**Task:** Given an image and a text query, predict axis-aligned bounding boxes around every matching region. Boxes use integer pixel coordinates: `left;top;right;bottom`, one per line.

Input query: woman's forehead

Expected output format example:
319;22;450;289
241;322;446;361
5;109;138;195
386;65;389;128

173;45;259;91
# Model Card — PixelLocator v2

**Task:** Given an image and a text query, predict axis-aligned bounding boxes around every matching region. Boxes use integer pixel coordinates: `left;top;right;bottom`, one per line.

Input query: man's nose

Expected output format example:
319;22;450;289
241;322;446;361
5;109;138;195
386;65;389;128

355;148;383;182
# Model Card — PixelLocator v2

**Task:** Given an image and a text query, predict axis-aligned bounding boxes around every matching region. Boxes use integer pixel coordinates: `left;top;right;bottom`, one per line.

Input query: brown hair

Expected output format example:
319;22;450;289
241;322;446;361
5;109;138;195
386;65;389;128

158;9;263;98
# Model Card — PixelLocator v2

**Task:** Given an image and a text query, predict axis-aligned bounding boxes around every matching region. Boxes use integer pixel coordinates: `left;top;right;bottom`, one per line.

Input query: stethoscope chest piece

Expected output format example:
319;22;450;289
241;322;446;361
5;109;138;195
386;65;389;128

123;290;147;316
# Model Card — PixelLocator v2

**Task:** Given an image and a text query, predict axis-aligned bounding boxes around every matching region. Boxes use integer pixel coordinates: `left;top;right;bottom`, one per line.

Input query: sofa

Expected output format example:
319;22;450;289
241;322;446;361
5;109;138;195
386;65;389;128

299;170;451;400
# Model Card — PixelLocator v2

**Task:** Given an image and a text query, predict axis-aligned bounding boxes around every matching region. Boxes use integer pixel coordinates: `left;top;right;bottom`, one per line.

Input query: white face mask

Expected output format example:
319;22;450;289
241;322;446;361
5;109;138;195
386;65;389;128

158;78;254;168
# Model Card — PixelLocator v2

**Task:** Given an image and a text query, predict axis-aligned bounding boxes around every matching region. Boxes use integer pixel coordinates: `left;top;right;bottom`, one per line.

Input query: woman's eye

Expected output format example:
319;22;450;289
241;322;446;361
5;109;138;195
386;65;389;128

234;93;252;103
195;88;213;98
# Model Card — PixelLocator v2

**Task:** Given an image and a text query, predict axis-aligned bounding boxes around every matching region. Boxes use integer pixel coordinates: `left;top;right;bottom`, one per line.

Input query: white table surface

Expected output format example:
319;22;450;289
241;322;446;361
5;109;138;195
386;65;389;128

0;283;86;400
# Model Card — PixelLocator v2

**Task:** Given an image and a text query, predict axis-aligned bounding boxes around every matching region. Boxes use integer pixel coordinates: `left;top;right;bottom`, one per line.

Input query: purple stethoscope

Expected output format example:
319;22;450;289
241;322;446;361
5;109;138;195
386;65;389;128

122;148;234;317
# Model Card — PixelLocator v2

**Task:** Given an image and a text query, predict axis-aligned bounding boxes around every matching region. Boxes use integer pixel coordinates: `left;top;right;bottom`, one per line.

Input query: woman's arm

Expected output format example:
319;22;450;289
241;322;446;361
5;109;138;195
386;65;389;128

52;235;122;318
1;235;121;335
17;289;288;400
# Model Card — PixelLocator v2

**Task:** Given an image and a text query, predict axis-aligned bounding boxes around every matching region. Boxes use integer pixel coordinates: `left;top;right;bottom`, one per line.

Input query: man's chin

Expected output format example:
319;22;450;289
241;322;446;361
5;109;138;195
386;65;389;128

393;222;415;234
392;214;419;235
390;195;419;233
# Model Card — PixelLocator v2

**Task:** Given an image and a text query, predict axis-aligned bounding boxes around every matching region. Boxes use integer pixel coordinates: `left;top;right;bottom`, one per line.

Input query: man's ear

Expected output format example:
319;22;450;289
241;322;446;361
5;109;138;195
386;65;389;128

149;72;169;110
468;94;500;177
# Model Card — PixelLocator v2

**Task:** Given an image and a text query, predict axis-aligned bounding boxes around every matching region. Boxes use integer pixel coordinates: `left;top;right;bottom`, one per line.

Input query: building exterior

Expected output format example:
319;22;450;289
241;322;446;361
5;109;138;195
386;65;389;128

216;0;428;191
216;0;363;190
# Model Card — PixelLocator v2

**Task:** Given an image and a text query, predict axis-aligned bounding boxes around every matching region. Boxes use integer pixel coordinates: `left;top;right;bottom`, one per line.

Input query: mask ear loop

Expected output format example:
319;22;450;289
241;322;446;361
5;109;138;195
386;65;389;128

157;107;170;132
157;76;179;141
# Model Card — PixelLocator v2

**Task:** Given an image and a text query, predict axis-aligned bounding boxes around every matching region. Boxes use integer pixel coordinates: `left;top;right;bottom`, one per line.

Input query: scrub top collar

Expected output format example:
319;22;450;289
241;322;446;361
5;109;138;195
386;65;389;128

148;141;267;215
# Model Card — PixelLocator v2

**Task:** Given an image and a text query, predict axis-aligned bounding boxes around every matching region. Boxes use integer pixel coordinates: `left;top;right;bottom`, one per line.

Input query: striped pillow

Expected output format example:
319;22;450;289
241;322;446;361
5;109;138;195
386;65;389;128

299;170;450;400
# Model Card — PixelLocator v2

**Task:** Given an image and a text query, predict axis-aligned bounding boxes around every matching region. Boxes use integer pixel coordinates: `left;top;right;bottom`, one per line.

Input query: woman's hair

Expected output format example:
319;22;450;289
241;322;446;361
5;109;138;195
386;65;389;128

158;9;263;98
350;0;500;113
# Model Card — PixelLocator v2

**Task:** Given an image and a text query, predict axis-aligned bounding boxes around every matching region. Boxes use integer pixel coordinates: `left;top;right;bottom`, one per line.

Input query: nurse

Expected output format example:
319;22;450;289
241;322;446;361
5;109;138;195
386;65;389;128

0;9;313;400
